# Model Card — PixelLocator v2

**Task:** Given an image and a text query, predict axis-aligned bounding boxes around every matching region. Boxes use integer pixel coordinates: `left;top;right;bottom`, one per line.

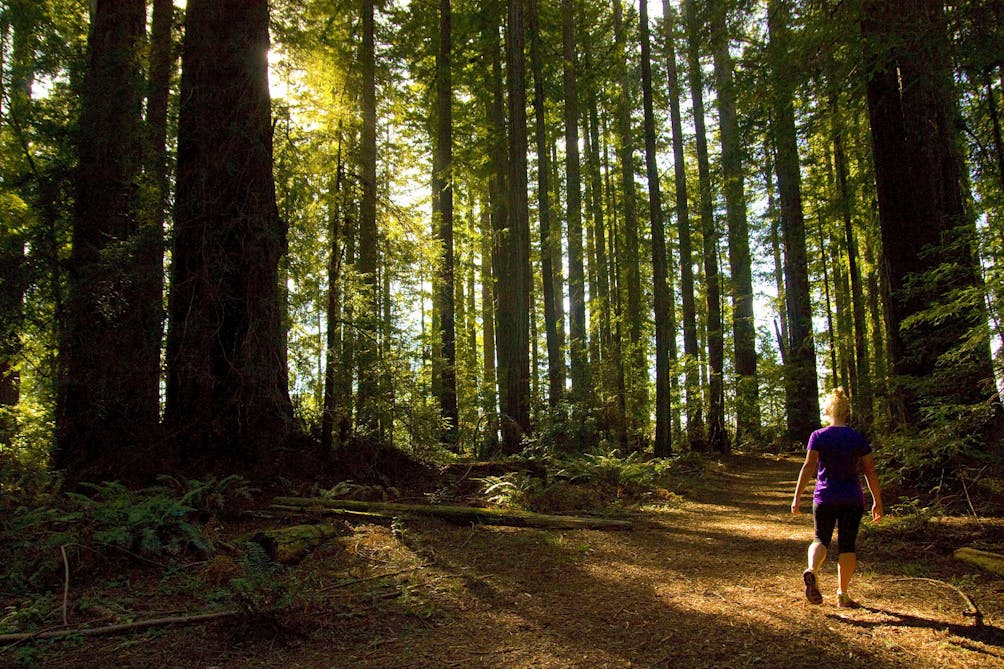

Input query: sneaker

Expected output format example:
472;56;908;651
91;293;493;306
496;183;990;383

802;570;822;604
836;592;861;609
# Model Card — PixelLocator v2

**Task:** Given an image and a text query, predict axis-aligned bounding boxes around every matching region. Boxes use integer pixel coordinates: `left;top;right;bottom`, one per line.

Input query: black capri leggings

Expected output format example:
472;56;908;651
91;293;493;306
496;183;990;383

813;503;864;554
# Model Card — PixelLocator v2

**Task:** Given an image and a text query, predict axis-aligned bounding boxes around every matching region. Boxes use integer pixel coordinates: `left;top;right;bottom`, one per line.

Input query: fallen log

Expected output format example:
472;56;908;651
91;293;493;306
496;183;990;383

271;497;633;530
249;523;348;563
954;547;1004;576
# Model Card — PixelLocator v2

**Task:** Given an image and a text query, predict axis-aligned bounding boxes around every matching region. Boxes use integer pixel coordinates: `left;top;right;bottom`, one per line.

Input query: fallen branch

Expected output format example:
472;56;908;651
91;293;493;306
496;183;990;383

60;545;70;626
318;564;430;593
0;611;238;645
271;497;633;530
883;577;983;626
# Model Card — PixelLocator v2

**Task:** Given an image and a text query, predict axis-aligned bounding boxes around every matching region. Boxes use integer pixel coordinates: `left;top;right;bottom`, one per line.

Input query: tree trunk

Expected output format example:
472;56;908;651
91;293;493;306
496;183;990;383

433;0;458;444
496;0;532;452
767;0;820;444
583;41;621;438
165;0;292;461
322;142;345;461
561;0;590;407
639;0;672;457
613;0;647;447
482;11;507;457
355;0;381;437
685;0;727;454
711;0;757;447
58;0;159;473
527;0;564;409
861;0;996;426
662;0;704;450
830;91;873;430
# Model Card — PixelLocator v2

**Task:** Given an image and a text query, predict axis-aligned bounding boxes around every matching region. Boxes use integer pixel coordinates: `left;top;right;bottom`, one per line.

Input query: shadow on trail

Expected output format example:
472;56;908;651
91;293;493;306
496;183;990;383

400;523;908;669
829;606;1004;656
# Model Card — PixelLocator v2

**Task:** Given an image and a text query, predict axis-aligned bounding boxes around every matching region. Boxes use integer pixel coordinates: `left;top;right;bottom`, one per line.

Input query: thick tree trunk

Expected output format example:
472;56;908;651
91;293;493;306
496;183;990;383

58;0;160;473
433;0;458;444
639;0;672;457
767;0;820;444
685;0;727;454
527;0;564;409
165;0;292;461
862;0;996;426
662;0;704;450
711;0;757;448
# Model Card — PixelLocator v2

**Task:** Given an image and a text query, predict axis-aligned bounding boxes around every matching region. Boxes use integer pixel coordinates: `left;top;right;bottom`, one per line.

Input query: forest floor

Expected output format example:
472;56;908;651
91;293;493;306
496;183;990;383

4;454;1004;668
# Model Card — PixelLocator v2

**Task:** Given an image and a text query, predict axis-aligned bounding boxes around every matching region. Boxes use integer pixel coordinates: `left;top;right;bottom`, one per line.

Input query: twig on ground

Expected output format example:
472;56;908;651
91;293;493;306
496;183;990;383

0;611;239;646
318;564;429;593
60;545;70;626
883;577;983;626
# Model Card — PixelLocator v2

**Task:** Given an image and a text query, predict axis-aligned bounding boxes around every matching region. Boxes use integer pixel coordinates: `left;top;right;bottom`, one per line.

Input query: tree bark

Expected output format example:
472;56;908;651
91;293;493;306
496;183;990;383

165;0;292;461
684;0;727;453
711;0;757;447
613;0;647;447
662;0;704;450
767;0;820;443
58;0;159;473
830;90;873;430
322;139;346;460
561;0;590;407
639;0;672;457
354;0;381;437
498;0;532;452
862;0;996;426
433;0;458;444
528;0;564;409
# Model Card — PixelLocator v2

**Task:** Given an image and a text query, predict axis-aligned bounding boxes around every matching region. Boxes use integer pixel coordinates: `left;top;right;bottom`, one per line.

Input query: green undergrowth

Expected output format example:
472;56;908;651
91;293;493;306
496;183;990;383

474;450;714;515
0;474;273;640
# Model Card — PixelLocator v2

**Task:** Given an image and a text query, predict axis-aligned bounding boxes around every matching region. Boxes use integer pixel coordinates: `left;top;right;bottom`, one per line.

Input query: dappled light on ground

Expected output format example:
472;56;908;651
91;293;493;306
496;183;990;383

19;456;1004;668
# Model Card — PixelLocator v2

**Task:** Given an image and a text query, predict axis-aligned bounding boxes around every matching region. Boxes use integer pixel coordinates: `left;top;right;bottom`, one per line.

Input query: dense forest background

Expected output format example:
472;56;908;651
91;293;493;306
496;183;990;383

1;0;1003;489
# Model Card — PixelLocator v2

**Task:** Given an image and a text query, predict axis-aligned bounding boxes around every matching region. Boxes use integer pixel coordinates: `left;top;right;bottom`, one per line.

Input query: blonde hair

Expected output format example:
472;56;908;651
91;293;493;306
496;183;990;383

824;387;851;423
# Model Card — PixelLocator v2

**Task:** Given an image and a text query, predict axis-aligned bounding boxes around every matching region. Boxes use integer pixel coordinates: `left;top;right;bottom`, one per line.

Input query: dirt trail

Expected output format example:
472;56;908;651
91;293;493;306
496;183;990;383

34;455;1004;668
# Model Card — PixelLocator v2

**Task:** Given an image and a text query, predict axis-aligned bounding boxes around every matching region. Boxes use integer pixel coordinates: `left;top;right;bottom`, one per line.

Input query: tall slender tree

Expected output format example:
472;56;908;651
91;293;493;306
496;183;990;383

767;0;820;443
639;0;672;456
711;0;757;446
561;0;590;407
355;0;381;436
613;0;646;445
433;0;458;444
165;0;293;460
684;0;727;453
527;0;565;408
662;0;704;449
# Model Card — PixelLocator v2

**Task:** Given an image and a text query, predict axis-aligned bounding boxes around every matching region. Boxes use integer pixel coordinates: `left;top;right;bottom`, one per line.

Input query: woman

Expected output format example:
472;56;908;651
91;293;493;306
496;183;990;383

791;388;883;608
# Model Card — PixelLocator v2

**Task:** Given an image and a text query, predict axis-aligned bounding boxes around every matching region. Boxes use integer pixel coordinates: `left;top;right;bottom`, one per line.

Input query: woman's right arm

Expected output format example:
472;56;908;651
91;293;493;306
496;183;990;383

861;453;884;522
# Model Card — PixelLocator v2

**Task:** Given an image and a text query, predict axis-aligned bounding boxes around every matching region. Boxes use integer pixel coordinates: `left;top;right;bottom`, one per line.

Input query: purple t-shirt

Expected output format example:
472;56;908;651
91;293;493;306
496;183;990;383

808;425;871;505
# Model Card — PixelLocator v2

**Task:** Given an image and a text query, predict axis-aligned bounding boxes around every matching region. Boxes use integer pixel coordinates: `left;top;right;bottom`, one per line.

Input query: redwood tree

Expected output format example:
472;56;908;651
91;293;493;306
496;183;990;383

165;0;293;460
57;0;160;473
861;0;996;426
